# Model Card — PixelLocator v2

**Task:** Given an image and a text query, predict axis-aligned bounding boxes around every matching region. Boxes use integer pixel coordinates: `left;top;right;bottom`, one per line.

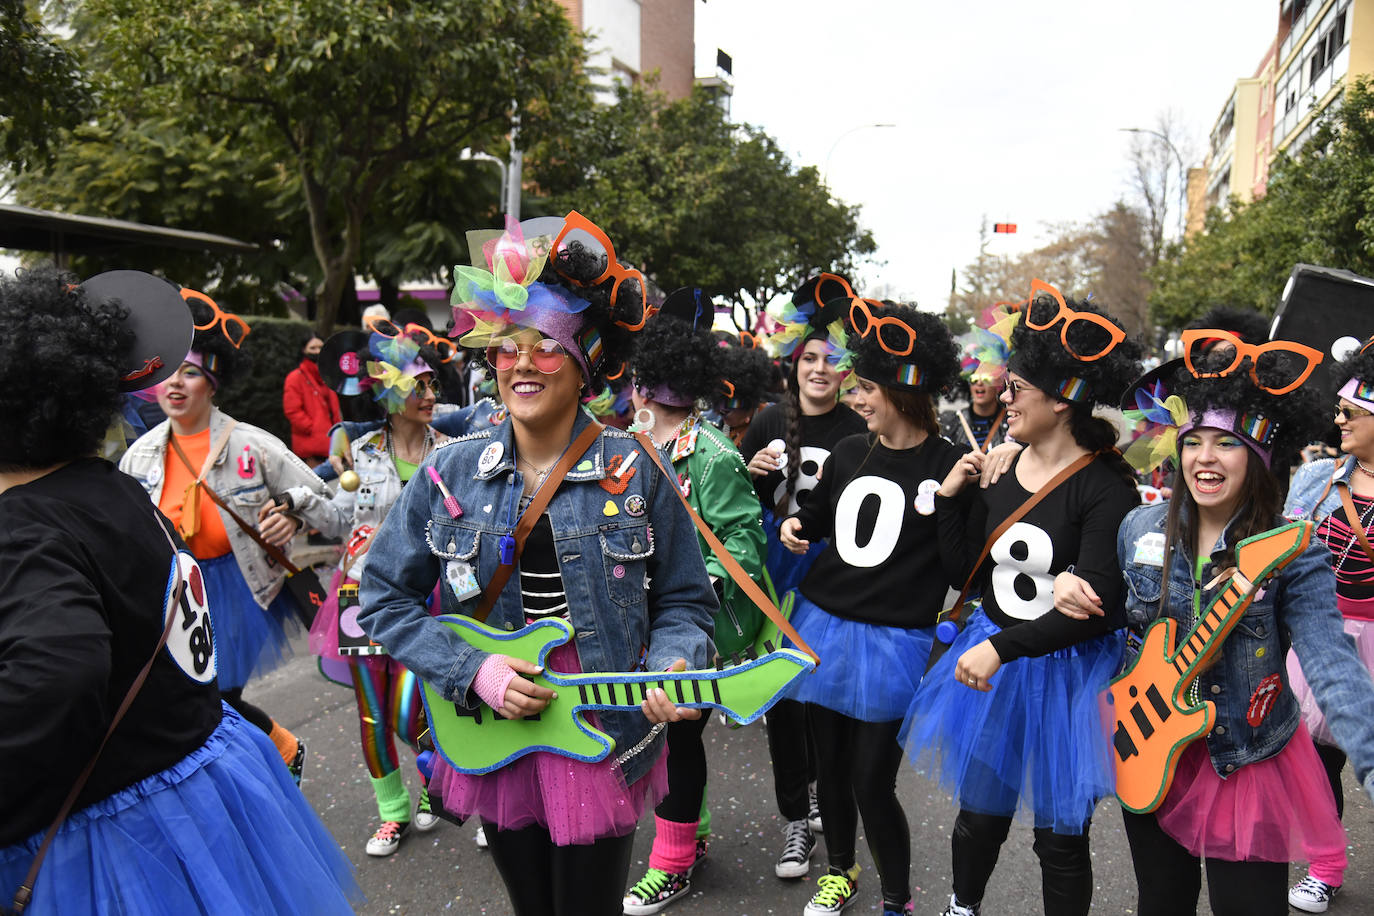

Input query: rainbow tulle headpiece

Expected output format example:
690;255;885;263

765;273;856;387
1122;379;1190;475
958;302;1020;382
449;218;591;348
366;331;432;414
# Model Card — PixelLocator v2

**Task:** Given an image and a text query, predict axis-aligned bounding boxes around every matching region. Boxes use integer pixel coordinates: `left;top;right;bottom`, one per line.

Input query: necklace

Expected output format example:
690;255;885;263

385;423;435;466
518;456;554;491
653;413;697;449
1331;492;1374;572
1357;460;1374;478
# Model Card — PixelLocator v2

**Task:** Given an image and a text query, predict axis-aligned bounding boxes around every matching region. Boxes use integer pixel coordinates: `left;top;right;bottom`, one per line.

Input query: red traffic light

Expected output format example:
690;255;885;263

994;223;1017;233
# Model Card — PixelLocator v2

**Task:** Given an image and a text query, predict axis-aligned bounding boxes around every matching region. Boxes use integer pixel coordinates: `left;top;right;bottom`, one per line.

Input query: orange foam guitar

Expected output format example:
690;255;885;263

1108;520;1312;813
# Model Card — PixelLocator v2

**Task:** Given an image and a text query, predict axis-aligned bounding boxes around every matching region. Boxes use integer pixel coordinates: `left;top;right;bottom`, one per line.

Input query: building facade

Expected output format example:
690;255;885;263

555;0;697;102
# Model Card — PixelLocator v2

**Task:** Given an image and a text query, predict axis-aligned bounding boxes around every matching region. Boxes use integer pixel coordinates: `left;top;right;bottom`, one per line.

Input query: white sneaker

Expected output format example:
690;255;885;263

1289;875;1339;913
474;824;489;849
940;894;979;916
807;782;823;833
364;820;409;857
413;787;439;832
774;819;815;879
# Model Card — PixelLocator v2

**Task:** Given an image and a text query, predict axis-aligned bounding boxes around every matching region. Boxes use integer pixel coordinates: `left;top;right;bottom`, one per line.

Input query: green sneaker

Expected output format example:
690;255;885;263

804;865;860;915
414;786;439;832
622;866;691;915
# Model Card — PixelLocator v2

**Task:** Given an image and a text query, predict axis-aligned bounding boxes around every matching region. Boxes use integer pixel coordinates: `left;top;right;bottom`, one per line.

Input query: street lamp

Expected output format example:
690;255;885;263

1120;126;1186;240
824;123;896;183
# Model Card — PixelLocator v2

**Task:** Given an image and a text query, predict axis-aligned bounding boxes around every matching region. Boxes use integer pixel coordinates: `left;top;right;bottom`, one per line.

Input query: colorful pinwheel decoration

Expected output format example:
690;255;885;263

1122;380;1190;475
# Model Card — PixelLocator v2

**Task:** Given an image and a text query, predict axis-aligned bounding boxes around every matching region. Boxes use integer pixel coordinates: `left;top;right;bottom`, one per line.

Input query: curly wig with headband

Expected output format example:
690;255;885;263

630;289;721;407
1332;340;1374;394
0;267;135;470
847;302;961;396
1008;292;1142;410
715;342;775;412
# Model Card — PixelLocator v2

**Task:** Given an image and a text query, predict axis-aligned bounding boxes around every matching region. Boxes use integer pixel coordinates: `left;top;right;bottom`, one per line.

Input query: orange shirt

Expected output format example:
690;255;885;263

158;428;233;559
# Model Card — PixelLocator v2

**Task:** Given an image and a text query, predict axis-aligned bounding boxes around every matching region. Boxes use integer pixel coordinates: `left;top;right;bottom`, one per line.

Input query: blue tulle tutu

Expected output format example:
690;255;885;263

0;704;359;915
762;508;825;598
200;553;301;689
782;592;934;721
899;608;1123;833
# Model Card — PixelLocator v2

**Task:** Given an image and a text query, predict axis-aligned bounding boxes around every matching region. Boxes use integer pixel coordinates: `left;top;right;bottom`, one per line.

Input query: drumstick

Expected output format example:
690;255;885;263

957;411;980;451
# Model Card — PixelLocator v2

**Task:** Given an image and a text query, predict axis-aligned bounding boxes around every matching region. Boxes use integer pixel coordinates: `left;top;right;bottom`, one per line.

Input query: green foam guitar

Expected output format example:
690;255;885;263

421;615;815;774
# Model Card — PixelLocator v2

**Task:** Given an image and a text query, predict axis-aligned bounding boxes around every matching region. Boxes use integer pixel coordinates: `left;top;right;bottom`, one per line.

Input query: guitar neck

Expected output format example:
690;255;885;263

1170;579;1251;680
559;670;727;711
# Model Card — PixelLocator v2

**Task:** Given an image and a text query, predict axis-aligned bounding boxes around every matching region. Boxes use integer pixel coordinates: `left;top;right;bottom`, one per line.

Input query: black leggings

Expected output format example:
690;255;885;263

1317;741;1347;819
808;705;909;906
221;687;273;734
483;819;637;916
951;810;1093;915
655;715;710;823
1121;809;1287;916
765;698;815;821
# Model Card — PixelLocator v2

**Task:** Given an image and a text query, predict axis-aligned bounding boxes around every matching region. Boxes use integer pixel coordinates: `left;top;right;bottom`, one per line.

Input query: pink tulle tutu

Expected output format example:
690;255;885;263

1155;721;1345;864
310;568;348;659
1287;610;1374;746
427;642;669;846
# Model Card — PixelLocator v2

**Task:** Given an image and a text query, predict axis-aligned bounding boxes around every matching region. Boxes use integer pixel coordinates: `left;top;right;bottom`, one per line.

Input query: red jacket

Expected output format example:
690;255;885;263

282;358;341;461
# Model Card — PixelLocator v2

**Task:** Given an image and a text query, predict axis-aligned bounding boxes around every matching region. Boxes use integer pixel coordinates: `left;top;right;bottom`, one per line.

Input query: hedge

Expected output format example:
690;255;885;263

215;316;316;442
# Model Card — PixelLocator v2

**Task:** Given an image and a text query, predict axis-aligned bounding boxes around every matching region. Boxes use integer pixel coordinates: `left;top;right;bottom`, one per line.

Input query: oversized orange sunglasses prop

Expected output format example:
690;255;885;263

1180;329;1322;396
363;316;457;364
551;211;647;330
1021;279;1124;362
848;297;915;356
183;289;250;349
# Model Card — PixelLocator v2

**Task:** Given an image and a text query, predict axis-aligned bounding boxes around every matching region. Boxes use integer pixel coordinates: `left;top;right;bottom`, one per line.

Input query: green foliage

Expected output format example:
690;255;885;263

215;315;315;442
0;0;91;175
531;83;877;326
26;0;592;332
1151;77;1374;330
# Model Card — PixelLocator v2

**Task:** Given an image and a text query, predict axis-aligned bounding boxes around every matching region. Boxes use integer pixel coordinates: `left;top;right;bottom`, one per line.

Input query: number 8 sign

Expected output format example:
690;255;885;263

164;551;217;683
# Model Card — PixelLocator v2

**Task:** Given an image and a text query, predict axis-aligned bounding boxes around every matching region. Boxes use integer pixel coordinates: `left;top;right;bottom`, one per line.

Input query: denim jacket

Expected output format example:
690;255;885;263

358;409;717;785
119;406;331;607
1118;502;1374;798
1284;456;1350;528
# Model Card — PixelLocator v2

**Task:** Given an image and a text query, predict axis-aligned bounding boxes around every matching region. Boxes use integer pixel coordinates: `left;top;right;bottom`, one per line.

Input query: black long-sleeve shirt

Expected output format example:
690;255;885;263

738;402;867;516
936;452;1139;661
793;432;964;627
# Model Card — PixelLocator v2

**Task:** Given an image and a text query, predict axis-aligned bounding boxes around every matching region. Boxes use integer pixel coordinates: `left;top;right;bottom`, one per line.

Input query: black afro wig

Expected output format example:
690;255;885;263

847;301;961;395
1332;338;1374;394
1008;293;1142;409
1185;306;1271;345
630;311;721;406
183;292;250;391
541;240;645;390
715;341;774;411
0;266;135;470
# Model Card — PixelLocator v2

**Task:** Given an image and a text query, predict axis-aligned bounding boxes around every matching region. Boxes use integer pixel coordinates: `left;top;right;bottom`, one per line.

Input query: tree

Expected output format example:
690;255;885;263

0;0;91;178
1150;77;1374;329
1124;111;1192;265
57;0;592;332
531;83;876;329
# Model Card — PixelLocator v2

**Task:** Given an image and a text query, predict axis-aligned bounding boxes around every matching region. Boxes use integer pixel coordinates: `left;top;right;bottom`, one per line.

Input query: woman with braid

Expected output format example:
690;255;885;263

739;274;865;881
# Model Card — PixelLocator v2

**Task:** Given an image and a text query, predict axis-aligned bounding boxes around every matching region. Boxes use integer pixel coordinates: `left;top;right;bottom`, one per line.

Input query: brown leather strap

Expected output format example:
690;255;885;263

169;435;302;576
980;407;1007;454
472;422;604;623
633;432;820;665
941;449;1101;625
1337;482;1374;567
11;514;186;914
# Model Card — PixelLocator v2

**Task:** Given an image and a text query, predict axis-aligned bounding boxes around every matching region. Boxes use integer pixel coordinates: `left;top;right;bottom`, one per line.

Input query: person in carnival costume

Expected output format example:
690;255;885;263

0;267;357;915
1053;328;1374;916
939;303;1016;452
272;327;454;857
778;297;966;916
621;287;768;915
903;280;1142;916
739;274;867;879
709;332;775;443
120;288;333;782
1211;332;1374;914
358;214;717;916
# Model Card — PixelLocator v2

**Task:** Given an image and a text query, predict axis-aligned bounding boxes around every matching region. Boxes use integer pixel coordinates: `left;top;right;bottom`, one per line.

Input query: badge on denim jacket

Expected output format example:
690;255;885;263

1132;531;1166;567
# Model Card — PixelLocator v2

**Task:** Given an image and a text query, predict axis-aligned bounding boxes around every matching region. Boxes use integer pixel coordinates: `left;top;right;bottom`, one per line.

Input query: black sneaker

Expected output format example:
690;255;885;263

774;819;815;879
808;782;823;832
623;867;691;915
287;740;307;787
365;820;411;857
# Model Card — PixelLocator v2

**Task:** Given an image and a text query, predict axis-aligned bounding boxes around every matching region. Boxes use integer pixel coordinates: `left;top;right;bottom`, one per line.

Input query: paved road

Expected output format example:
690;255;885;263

249;634;1374;915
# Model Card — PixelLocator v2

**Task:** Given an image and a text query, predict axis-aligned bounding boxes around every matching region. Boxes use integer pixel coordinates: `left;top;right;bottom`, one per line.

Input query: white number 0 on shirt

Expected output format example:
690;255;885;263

990;521;1055;620
834;476;905;568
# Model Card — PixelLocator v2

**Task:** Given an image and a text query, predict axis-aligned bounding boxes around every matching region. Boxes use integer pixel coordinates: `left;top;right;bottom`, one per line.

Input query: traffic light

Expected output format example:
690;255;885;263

994;223;1017;233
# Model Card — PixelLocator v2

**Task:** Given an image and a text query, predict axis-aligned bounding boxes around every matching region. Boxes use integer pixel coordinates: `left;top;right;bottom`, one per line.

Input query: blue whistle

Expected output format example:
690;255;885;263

416;749;435;780
936;620;960;645
498;534;516;565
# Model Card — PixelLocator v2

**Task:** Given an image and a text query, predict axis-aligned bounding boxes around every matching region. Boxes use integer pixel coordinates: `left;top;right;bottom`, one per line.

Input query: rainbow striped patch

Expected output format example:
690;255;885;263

579;327;603;370
1057;376;1088;402
896;363;921;387
1355;379;1374;402
1239;412;1275;447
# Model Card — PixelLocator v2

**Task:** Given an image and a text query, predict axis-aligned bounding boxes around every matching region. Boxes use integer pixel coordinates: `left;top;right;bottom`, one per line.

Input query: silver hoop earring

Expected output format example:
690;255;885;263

629;406;656;433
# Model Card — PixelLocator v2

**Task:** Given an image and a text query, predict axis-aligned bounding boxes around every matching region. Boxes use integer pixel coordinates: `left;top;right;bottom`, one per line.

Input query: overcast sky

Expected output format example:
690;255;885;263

696;0;1280;311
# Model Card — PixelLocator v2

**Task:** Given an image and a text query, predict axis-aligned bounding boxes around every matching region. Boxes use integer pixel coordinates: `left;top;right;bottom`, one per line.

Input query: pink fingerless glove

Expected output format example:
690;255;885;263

473;655;519;711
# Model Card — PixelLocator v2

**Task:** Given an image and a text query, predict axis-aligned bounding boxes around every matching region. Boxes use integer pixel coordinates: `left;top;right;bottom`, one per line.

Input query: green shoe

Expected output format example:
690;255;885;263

623;866;691;915
804;865;860;915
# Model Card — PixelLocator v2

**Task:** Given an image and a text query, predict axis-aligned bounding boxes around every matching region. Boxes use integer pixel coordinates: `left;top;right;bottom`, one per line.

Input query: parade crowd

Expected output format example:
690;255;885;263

6;212;1374;916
